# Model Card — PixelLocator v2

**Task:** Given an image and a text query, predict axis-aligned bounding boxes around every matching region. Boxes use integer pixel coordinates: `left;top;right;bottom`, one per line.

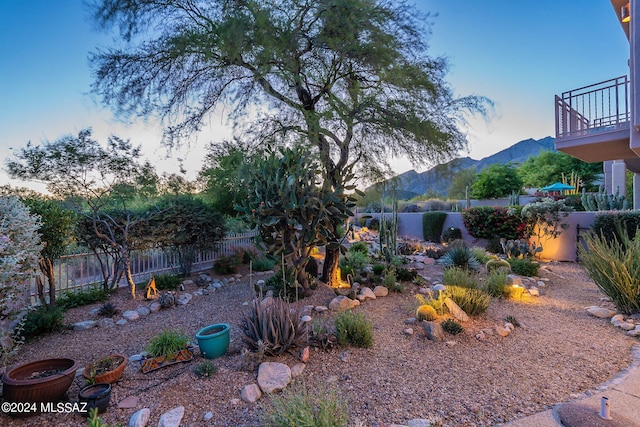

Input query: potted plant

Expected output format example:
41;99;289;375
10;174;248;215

78;382;112;416
1;358;78;415
83;354;126;384
195;323;230;359
141;330;193;373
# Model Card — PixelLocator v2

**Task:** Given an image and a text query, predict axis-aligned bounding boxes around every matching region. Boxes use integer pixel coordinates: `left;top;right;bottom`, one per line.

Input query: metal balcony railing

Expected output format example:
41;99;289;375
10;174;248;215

555;75;630;139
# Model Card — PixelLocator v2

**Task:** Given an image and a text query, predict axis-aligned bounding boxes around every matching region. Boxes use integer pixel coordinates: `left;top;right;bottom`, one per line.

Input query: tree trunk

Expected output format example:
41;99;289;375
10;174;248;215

37;258;56;306
122;248;137;299
322;246;340;286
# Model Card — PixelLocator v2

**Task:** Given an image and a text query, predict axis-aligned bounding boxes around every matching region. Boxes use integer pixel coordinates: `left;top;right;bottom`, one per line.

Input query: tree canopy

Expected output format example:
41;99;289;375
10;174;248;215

517;151;602;190
90;0;488;283
469;164;523;199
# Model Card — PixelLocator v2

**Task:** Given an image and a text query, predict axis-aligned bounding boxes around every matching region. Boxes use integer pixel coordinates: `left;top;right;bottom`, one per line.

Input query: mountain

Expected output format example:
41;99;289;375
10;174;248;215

369;136;556;198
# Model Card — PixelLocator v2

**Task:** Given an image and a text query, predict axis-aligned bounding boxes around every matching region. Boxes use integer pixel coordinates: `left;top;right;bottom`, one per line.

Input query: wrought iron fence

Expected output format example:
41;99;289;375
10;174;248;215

555;75;630;139
28;231;257;301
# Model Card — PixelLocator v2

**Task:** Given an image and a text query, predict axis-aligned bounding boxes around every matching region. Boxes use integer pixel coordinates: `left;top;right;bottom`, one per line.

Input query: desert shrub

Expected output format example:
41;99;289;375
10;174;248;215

145;329;190;357
507;258;539;277
422;245;447;259
57;286;111;310
382;269;404;292
368;217;380;230
260;381;348;427
240;297;305;355
252;256;276;272
422;211;447;242
397;240;422;255
334;311;374;348
441;246;480;271
21;305;65;337
193;360;217;378
580;228;640;314
339;251;369;279
349;241;369;254
396;267;418;282
462;206;527;240
592;211;640;243
470;247;492;264
213;254;242;275
416;304;438;321
486;237;503;254
371;264;386;276
441;318;464;335
446;286;491;316
442;267;480;289
483;269;510;298
154;273;181;290
442;227;462;242
264;267;302;302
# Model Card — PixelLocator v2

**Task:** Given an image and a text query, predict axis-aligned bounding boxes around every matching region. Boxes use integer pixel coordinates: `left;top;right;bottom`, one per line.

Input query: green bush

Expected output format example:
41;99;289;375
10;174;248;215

442;227;462;242
154;273;181;290
422;211;447;242
339;251;369;279
442;267;480;289
145;329;190;357
441;318;464;335
260;381;348;427
486;237;503;254
349;241;369;254
193;360;217;378
371;264;386;276
22;305;65;337
382;269;404;292
395;267;417;282
57;286;111;310
213;254;242;275
592;211;640;243
252;257;276;272
462;206;526;240
470;247;492;264
264;268;304;302
483;269;510;298
580;228;640;314
446;285;491;316
507;258;539;277
334;311;374;348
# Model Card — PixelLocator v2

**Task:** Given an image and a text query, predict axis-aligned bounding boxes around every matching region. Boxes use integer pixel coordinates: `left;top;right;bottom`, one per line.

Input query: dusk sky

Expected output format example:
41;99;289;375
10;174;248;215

0;1;630;190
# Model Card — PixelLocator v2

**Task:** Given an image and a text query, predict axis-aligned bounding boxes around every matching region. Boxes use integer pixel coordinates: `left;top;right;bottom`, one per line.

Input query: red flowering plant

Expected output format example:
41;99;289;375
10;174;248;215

461;206;528;241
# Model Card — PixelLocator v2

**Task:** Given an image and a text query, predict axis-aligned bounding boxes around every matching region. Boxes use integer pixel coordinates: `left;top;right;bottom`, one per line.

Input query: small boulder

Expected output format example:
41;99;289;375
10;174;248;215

444;297;469;322
495;326;510;337
586;306;617;319
122;310;140;322
128;408;150;427
137;306;151;317
157;406;185;427
423;321;445;342
359;287;376;301
241;383;263;403
329;296;359;312
373;286;389;297
72;320;97;331
257;362;291;394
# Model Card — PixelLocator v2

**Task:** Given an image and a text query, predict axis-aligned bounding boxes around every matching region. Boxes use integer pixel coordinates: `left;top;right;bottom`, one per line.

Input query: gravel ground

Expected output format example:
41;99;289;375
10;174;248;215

0;261;636;427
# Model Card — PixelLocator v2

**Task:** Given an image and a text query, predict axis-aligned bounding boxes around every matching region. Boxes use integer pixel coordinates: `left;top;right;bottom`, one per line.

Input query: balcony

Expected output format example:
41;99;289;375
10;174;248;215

555;75;635;162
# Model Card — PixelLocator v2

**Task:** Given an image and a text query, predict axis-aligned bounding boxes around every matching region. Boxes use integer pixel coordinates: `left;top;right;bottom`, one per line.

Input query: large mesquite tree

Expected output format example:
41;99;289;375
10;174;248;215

90;0;487;284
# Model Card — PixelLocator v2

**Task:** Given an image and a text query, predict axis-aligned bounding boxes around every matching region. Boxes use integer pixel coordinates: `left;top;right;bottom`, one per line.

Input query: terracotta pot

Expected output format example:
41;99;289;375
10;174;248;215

82;354;126;384
1;358;78;416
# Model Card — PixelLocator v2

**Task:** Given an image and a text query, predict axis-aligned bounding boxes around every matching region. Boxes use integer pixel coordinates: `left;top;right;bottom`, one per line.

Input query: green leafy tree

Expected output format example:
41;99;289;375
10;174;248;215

447;167;478;199
6;128;159;299
143;195;227;276
470;164;523;199
198;140;253;217
238;146;356;295
21;196;76;307
518;151;602;190
90;0;488;285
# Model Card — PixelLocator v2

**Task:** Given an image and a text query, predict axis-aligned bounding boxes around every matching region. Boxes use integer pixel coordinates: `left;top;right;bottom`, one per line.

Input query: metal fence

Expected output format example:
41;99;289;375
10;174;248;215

28;231;257;300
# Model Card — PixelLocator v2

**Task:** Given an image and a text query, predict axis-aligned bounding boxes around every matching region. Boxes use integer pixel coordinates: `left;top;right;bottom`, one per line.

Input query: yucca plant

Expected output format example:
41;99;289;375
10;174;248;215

580;228;640;314
440;246;480;271
239;297;306;355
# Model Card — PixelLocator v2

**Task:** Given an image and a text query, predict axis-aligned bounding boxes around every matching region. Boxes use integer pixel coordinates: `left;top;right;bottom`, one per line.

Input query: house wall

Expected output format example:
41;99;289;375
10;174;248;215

357;212;597;262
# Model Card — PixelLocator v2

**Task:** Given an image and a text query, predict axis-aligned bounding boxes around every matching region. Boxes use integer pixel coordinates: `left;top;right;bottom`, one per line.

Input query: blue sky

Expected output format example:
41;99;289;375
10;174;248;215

0;1;630;190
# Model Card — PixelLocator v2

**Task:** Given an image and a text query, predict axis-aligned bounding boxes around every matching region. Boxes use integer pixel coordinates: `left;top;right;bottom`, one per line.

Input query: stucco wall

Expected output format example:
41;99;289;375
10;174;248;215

357;211;596;262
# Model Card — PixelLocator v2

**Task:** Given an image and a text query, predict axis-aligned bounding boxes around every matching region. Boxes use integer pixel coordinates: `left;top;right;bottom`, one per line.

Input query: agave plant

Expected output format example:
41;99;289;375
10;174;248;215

239;297;306;356
440;246;480;271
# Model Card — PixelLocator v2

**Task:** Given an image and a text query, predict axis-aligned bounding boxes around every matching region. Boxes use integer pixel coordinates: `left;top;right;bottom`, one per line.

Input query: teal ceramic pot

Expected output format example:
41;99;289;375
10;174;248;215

195;323;230;359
